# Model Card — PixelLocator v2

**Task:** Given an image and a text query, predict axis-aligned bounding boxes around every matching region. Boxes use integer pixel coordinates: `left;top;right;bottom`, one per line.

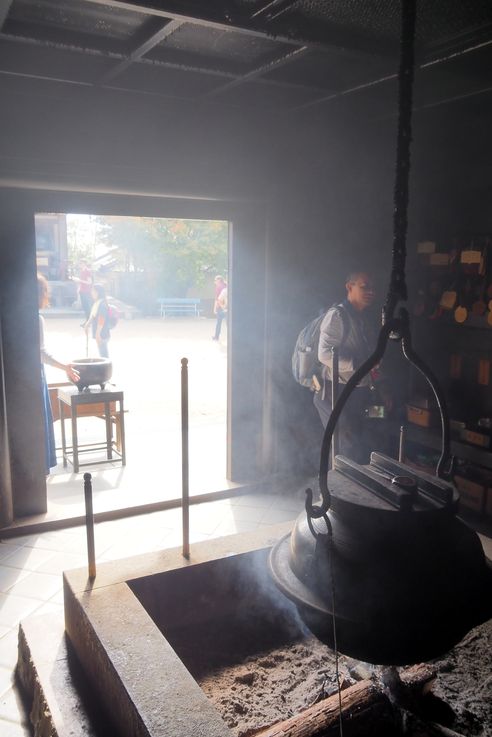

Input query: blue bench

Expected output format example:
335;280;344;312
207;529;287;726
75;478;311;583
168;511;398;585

157;297;202;318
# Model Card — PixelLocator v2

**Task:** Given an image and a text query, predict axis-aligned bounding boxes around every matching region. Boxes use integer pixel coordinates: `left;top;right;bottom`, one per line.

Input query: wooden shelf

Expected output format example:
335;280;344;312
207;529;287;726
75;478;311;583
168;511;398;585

393;422;492;471
410;310;492;331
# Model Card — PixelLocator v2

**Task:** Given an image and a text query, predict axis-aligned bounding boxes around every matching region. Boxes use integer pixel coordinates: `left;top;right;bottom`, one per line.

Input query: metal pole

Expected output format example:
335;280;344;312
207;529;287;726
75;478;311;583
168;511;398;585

331;346;339;467
181;357;190;560
399;424;406;462
83;472;96;579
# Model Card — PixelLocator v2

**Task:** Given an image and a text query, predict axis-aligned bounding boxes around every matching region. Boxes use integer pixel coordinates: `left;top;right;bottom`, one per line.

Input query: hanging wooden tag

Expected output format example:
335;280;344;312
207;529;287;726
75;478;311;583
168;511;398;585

417;241;436;254
429;253;450;266
440;291;457;310
461;250;482;265
454;305;468;323
478;359;490;386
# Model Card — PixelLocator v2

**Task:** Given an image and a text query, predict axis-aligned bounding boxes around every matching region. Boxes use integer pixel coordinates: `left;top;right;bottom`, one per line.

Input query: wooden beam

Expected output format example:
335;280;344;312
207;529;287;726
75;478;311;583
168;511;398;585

97;18;183;85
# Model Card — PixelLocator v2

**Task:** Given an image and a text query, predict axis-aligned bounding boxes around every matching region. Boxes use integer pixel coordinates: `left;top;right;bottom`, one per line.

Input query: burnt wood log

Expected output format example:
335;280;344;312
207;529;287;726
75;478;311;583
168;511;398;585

382;663;437;704
399;663;437;692
254;679;394;737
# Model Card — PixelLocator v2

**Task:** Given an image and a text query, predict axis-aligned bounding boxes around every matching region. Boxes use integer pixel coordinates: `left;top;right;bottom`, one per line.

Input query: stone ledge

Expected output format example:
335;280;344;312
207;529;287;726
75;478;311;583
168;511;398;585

17;524;295;737
17;612;114;737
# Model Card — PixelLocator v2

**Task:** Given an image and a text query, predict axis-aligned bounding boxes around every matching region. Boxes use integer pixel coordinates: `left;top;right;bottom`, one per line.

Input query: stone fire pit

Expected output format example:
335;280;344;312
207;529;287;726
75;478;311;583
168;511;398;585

62;523;295;737
17;521;492;737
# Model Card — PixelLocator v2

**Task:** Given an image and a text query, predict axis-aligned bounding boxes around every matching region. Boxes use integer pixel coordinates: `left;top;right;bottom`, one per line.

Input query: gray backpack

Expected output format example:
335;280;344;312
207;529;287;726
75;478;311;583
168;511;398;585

292;304;348;390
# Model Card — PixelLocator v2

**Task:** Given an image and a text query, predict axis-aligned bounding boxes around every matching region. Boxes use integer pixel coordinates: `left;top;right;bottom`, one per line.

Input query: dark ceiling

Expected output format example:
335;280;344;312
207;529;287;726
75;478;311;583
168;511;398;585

1;0;492;119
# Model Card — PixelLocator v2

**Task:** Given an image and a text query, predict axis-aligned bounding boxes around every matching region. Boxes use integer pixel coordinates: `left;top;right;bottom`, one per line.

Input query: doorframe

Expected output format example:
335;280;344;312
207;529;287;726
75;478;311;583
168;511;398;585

0;186;268;525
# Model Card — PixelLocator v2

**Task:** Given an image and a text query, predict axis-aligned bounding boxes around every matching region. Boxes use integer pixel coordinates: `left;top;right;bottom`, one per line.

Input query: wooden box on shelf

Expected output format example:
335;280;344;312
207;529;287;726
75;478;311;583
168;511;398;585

455;475;486;514
406;403;438;428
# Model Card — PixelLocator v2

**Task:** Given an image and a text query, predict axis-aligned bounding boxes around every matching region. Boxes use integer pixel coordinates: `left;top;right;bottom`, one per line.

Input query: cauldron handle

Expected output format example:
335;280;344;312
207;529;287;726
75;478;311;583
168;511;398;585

306;310;452;523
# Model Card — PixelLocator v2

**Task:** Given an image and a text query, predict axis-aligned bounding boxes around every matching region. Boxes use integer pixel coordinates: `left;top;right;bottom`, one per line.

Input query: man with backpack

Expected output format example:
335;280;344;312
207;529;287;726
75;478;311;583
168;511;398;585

313;270;390;463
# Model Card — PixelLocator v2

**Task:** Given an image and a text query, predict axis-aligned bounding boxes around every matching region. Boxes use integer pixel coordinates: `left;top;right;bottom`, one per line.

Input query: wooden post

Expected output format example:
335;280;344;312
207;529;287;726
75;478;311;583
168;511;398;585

83;473;96;579
181;358;190;560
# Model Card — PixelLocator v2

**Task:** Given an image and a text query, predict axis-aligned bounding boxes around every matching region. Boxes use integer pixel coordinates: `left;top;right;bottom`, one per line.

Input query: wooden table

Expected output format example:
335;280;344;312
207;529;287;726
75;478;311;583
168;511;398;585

58;385;126;473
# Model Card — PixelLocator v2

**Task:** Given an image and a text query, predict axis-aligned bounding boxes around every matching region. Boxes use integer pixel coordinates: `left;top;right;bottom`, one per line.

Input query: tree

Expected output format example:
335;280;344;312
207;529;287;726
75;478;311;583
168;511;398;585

92;216;228;297
66;214;97;269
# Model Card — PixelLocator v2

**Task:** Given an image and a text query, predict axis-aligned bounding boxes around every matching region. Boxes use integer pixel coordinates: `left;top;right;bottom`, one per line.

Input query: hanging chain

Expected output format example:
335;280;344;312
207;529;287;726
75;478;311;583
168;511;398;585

307;0;419;524
305;5;419;735
383;0;417;325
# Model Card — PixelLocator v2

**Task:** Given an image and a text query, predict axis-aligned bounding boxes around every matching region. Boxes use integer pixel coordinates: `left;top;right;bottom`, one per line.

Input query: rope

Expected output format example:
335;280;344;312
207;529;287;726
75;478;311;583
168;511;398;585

304;507;343;736
328;530;343;737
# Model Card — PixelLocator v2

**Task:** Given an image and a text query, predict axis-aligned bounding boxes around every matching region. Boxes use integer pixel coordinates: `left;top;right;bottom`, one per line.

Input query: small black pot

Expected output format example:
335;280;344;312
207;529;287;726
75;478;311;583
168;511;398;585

71;358;112;391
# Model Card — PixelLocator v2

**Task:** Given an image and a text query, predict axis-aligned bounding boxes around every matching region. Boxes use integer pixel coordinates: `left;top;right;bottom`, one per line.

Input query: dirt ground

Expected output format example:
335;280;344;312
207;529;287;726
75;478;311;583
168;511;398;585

200;619;492;737
162;546;491;737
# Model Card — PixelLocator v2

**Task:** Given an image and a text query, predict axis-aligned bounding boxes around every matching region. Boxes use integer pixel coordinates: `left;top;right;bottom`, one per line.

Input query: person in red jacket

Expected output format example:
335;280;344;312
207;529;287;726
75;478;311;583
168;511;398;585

212;275;228;341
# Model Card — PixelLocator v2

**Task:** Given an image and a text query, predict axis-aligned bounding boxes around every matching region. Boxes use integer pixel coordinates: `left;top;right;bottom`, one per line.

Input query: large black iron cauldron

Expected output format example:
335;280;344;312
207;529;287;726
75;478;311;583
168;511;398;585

270;452;492;665
71;358;112;392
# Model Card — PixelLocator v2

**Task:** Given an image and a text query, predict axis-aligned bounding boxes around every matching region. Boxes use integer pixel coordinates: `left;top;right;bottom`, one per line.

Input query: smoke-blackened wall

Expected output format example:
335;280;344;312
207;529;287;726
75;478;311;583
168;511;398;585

0;75;489;515
264;112;398;475
264;100;492;476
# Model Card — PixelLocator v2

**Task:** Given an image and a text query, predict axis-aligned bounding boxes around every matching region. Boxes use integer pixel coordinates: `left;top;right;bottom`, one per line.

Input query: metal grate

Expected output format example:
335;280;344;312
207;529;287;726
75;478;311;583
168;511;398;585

0;0;491;115
6;0;146;40
148;22;293;73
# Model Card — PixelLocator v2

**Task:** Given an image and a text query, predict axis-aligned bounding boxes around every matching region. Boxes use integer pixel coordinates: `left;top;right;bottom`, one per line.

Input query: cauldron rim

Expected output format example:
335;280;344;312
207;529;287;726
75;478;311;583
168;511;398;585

71;357;112;365
70;357;113;391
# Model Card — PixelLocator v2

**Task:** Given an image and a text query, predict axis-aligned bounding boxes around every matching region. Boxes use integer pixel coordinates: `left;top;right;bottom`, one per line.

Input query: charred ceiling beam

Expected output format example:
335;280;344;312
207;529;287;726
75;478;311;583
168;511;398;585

294;34;492;111
82;0;395;60
82;0;300;44
413;82;492;114
1;19;124;55
0;0;13;31
0;33;329;104
421;22;492;62
203;44;309;98
97;17;183;84
0;30;330;98
250;0;299;22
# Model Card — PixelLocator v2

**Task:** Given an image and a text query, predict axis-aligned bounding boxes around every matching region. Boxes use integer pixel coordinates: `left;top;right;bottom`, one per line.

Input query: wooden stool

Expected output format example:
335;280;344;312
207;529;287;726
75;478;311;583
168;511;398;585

58;385;126;473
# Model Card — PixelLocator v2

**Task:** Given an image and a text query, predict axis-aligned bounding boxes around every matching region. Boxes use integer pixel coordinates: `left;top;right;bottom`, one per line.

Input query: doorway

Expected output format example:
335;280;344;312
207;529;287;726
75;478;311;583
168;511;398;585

36;211;231;518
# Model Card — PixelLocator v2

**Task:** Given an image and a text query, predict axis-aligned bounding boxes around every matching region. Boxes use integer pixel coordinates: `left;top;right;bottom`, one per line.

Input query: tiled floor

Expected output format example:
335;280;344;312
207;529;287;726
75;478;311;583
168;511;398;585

0;489;306;736
44;316;231;518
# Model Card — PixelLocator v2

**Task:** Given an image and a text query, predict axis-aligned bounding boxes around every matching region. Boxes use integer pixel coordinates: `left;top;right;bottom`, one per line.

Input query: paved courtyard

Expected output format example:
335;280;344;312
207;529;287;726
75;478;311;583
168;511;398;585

43;314;230;519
